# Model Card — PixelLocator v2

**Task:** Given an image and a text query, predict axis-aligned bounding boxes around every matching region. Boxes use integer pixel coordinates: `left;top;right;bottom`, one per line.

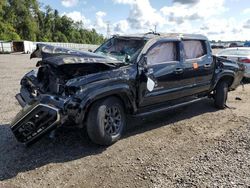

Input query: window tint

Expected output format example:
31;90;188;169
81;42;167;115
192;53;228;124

183;40;206;59
147;42;178;65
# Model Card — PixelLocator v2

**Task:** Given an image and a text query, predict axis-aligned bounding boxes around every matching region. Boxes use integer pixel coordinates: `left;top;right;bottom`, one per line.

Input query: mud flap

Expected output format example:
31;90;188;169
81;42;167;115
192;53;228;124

11;102;60;145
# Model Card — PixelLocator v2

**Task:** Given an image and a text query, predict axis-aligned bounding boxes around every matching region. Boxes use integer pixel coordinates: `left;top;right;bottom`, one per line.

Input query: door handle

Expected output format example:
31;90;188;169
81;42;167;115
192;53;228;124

174;68;183;74
204;64;211;68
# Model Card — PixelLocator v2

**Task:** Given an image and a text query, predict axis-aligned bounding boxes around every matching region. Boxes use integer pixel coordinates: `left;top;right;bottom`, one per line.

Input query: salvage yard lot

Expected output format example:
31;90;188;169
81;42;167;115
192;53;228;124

1;54;250;187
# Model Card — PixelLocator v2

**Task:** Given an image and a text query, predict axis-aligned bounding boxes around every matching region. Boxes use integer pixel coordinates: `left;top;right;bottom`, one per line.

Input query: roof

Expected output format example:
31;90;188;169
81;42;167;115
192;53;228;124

113;32;208;41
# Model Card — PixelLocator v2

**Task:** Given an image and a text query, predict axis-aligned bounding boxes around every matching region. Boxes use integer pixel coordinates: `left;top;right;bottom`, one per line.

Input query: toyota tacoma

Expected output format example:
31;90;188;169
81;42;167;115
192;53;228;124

11;33;245;146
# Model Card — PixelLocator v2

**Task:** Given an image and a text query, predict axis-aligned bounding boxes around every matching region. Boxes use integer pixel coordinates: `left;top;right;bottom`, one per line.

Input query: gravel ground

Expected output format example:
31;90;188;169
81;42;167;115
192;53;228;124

0;54;250;188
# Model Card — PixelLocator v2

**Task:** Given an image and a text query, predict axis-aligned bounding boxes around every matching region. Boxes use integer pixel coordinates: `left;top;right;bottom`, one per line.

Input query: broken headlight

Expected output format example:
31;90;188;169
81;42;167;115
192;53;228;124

64;86;80;96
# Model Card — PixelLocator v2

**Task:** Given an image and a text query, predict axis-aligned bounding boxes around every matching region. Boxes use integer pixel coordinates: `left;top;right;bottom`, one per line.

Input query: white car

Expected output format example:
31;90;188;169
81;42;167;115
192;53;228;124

216;47;250;78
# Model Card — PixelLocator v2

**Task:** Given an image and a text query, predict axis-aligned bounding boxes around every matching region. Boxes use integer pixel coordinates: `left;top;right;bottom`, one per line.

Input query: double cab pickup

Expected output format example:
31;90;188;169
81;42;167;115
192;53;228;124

11;33;245;146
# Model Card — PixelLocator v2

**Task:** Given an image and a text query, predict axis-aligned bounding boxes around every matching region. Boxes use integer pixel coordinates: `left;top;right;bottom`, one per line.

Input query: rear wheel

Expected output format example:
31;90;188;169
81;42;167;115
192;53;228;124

87;97;125;145
214;81;228;109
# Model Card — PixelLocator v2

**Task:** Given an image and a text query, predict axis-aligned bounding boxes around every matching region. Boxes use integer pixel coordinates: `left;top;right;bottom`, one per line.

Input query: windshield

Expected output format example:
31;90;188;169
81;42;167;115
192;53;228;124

94;37;146;63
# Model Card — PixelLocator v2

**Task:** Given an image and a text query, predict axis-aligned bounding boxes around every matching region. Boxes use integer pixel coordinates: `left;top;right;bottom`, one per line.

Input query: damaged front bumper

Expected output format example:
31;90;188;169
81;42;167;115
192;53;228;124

11;92;67;145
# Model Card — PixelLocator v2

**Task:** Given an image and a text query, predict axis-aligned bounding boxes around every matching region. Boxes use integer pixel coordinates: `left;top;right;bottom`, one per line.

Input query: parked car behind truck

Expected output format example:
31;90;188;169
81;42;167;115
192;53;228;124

11;33;245;146
216;47;250;78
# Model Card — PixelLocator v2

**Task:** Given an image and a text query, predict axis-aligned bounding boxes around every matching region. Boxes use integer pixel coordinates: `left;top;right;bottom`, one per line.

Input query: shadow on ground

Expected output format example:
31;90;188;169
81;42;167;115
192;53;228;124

0;99;217;181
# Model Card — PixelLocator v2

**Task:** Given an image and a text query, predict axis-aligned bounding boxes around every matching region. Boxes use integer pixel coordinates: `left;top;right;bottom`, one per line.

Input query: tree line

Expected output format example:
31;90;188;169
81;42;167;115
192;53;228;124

0;0;105;44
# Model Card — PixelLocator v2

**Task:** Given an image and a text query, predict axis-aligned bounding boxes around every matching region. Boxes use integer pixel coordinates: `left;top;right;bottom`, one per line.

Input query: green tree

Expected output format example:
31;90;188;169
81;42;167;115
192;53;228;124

0;22;20;40
0;0;7;20
0;0;105;44
53;31;68;42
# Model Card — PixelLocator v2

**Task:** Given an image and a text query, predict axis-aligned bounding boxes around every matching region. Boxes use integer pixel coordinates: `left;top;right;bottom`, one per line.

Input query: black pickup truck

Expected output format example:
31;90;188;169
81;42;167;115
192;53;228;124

11;33;245;146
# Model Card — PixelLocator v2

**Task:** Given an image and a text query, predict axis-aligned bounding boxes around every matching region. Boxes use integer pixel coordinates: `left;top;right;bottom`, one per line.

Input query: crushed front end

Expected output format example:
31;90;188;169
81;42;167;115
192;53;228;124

10;44;122;145
10;63;85;145
11;70;67;144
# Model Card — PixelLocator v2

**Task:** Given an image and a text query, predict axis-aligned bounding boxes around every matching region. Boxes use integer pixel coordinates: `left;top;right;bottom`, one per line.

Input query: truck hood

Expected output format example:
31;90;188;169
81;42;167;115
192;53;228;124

30;43;122;67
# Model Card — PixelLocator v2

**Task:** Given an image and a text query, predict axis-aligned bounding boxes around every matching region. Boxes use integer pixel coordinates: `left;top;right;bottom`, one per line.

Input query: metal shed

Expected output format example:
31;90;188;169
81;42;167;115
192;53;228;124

0;41;13;53
0;40;99;54
12;41;36;53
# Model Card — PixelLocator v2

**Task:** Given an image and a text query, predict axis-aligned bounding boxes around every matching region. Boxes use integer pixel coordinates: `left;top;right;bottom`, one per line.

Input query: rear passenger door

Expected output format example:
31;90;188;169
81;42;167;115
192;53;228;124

182;40;214;94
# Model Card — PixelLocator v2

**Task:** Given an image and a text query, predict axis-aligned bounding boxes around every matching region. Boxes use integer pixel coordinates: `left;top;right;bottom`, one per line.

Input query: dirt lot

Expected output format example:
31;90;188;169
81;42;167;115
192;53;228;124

0;54;250;188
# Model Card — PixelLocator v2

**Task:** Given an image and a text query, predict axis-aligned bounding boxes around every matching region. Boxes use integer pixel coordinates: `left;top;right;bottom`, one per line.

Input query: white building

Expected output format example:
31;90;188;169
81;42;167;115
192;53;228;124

0;40;99;54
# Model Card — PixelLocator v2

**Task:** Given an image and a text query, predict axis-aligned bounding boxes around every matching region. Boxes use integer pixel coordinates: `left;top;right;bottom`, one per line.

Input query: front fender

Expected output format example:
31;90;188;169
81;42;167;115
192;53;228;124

66;83;137;125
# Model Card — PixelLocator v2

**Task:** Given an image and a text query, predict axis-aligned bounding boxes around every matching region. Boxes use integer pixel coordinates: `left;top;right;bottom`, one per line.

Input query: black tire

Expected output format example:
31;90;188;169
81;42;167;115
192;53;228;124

214;81;228;109
87;97;126;146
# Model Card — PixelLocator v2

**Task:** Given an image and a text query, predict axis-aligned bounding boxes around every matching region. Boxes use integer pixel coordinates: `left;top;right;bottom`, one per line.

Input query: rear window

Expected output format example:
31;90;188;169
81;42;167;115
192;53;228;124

237;49;250;56
218;49;250;56
183;40;206;59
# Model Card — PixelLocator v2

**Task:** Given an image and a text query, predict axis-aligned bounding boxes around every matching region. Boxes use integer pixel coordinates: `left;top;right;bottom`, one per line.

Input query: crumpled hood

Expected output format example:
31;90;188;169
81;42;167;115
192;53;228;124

30;43;122;67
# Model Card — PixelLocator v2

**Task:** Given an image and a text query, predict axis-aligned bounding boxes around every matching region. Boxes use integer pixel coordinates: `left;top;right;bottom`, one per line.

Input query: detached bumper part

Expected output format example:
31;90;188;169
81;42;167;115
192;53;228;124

11;103;60;145
15;93;26;108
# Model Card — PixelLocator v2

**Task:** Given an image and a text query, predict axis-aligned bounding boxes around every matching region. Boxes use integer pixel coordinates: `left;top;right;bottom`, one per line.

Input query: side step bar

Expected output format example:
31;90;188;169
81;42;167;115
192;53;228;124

11;103;60;145
134;97;208;117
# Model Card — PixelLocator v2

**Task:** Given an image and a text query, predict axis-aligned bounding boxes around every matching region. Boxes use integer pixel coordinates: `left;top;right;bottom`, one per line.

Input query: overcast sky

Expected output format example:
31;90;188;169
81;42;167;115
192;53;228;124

39;0;250;41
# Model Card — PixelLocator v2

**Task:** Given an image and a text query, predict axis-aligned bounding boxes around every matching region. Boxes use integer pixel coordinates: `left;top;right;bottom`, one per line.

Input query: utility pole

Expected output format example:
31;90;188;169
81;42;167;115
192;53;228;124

106;21;111;39
154;24;157;33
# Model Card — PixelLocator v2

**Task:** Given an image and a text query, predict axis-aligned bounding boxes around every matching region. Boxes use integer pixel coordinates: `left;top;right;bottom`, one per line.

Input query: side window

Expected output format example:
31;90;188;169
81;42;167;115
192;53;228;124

183;40;207;59
147;42;178;65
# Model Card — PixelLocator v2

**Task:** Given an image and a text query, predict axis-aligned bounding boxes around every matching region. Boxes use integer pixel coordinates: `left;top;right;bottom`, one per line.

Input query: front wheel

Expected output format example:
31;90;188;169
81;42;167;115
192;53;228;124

87;97;126;146
214;81;228;109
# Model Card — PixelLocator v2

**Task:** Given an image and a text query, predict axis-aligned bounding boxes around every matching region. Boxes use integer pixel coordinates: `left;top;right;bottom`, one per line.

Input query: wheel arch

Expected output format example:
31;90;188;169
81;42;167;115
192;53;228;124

214;72;235;89
217;75;234;87
76;85;137;126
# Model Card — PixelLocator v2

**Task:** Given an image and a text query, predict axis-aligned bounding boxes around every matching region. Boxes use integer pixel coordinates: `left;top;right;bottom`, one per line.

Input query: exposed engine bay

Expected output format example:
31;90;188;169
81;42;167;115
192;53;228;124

20;43;126;98
12;43;129;145
36;62;113;94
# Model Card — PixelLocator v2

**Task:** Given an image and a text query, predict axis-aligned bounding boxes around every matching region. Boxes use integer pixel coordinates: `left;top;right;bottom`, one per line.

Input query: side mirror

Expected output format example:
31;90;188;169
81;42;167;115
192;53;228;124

124;54;131;63
142;55;148;68
88;49;93;52
139;55;148;72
